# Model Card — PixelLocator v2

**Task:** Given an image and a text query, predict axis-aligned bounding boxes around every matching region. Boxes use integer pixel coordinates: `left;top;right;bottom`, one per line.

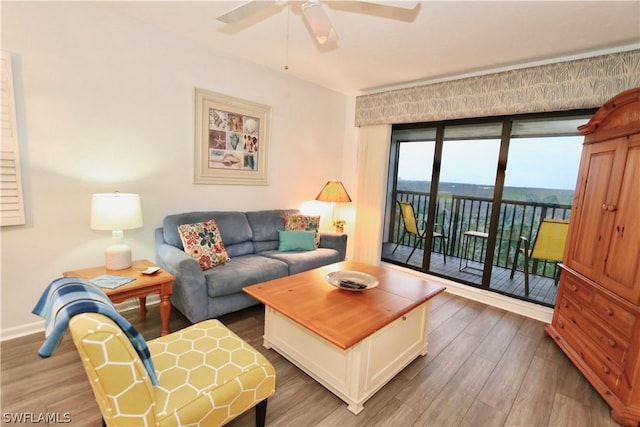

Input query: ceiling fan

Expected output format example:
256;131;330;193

217;0;419;45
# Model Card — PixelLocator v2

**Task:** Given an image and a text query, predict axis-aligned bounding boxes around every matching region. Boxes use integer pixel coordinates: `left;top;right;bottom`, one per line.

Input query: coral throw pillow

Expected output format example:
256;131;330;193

177;220;230;270
284;213;320;247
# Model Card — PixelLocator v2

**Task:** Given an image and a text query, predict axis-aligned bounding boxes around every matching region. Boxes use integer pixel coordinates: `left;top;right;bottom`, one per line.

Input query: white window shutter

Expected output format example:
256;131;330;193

1;51;26;226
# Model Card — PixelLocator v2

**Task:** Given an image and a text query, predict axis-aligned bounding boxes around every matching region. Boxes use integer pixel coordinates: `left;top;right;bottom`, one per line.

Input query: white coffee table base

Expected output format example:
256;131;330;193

262;300;432;414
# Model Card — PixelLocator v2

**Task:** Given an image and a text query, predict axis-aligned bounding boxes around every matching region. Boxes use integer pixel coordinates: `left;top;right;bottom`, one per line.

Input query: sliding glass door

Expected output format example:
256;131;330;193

435;123;501;285
382;112;592;307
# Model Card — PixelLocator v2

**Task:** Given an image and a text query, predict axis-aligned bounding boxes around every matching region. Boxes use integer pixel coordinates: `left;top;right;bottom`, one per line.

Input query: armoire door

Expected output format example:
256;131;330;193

599;133;640;304
564;137;619;280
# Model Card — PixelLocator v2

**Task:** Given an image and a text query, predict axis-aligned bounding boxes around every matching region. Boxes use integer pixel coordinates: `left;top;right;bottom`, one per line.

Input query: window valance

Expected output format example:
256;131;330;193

354;50;640;127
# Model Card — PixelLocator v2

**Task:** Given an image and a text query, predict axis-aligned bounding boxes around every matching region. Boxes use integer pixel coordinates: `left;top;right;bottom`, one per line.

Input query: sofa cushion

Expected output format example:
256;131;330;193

284;213;320;247
178;220;230;270
163;211;254;257
205;255;288;298
260;248;343;275
278;230;316;252
247;209;299;252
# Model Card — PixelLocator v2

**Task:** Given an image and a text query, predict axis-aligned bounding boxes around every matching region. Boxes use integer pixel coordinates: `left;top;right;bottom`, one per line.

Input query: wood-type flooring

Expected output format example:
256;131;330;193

1;292;618;426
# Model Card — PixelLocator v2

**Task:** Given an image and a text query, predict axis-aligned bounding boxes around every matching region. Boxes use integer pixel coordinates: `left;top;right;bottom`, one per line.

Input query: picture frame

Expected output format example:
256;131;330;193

193;88;271;185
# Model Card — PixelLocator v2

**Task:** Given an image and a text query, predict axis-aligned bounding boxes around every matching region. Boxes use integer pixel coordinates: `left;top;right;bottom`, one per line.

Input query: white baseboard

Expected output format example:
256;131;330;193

0;295;161;342
0;319;45;342
2;271;553;341
383;262;553;324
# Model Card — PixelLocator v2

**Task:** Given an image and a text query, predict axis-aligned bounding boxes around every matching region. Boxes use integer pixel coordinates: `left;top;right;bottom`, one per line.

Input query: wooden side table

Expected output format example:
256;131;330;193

63;259;175;336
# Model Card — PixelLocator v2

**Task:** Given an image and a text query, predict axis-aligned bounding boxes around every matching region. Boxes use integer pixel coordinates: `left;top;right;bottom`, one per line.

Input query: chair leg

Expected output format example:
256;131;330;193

433;236;446;264
522;249;530;297
406;239;421;262
441;238;447;264
406;231;426;262
510;244;521;279
255;399;268;427
553;263;561;286
392;230;406;254
511;238;530;296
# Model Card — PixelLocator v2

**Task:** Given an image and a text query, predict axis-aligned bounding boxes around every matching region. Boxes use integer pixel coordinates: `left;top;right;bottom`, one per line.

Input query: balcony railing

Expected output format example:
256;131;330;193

389;190;572;279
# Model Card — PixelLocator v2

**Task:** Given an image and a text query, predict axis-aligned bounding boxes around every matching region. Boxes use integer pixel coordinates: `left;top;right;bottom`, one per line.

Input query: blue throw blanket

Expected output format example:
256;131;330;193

32;277;158;385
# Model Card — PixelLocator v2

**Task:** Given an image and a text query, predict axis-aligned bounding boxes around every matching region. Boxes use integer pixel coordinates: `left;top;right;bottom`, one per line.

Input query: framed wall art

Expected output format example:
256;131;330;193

193;88;271;185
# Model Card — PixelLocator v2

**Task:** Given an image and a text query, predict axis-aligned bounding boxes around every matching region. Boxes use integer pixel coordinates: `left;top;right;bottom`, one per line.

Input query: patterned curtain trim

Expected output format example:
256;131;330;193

354;50;640;127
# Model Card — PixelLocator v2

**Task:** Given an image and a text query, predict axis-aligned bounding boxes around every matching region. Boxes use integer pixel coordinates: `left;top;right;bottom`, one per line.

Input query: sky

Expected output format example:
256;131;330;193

398;136;583;190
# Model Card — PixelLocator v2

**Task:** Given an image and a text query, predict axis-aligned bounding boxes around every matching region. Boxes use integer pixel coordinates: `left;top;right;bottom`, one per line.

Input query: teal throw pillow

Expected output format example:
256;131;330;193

278;230;317;252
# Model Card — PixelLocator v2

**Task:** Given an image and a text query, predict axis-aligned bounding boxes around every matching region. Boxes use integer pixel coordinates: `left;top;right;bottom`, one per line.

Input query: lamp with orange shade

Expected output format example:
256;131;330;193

315;180;351;232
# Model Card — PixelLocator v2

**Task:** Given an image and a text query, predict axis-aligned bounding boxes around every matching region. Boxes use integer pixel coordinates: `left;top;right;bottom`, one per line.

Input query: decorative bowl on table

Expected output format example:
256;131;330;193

326;270;379;291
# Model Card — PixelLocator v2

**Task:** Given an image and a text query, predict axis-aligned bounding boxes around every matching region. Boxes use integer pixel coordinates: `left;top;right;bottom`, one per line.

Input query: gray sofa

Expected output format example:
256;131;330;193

155;209;347;323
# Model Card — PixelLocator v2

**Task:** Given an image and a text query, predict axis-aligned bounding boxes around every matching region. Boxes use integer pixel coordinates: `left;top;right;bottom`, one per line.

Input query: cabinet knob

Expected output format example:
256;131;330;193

563;301;569;308
608;339;616;348
607;307;614;316
602;365;611;375
571;284;578;292
559;321;564;329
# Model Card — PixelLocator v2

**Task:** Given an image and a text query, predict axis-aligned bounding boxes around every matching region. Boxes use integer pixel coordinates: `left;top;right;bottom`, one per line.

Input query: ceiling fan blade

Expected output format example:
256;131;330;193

302;0;338;45
358;1;419;9
217;0;279;24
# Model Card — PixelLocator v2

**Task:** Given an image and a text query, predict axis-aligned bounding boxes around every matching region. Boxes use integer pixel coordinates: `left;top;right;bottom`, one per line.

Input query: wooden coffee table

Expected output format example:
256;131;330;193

63;259;175;336
243;260;445;414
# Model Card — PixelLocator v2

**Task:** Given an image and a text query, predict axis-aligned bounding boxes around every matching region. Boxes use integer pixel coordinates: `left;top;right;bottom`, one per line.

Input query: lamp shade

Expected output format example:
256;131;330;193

91;193;143;231
315;180;352;203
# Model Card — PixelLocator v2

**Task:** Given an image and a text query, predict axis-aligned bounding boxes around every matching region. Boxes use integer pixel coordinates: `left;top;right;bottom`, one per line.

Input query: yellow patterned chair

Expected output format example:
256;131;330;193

69;313;276;427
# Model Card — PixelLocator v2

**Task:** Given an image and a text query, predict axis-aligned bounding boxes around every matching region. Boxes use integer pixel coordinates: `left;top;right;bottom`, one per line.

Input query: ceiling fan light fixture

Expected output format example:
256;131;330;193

302;0;338;44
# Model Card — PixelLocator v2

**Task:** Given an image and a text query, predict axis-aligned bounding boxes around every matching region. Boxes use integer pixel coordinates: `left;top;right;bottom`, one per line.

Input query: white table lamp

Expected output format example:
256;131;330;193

91;192;143;270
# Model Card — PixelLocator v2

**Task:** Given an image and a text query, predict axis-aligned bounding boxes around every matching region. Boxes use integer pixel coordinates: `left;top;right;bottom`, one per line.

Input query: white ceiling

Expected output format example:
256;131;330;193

101;1;640;95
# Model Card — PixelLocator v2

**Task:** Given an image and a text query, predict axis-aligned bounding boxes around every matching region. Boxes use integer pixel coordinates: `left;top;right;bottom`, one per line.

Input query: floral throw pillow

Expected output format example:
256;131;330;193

284;213;320;247
177;220;230;270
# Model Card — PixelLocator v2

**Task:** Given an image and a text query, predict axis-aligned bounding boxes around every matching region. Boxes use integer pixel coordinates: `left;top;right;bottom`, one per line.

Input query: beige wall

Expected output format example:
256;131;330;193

1;2;356;337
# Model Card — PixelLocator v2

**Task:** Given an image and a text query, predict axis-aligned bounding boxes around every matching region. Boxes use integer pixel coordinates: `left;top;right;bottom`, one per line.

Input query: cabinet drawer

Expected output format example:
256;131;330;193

554;313;587;365
592;293;637;338
556;295;589;321
587;317;629;367
557;296;629;366
560;273;594;305
556;313;628;397
580;336;630;400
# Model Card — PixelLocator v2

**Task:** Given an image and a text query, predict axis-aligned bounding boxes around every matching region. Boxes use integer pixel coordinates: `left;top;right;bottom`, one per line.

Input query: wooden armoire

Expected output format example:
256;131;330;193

545;88;640;427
